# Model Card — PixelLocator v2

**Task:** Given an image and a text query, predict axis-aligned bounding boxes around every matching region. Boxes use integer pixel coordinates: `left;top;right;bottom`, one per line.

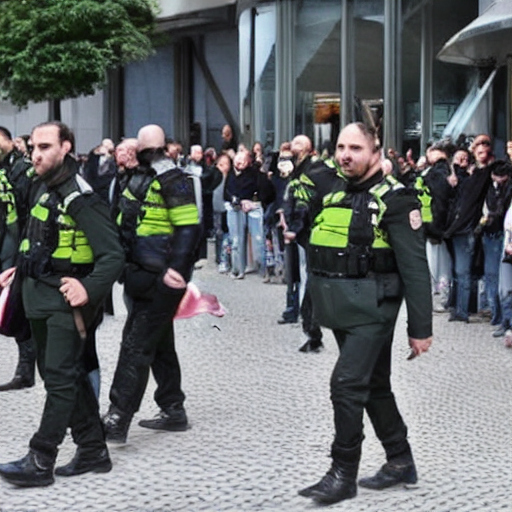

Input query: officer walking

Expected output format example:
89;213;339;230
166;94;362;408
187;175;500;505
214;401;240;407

0;121;125;487
0;126;35;391
292;123;432;505
103;124;201;443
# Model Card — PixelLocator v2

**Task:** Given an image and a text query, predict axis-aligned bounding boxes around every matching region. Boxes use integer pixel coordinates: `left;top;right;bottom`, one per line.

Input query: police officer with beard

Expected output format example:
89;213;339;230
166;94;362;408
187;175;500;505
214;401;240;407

291;123;432;505
103;124;201;443
0;121;124;487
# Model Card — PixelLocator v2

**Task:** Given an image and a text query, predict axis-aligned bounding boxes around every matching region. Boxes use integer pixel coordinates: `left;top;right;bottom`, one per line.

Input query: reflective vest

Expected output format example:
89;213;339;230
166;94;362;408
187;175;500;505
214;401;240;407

19;175;94;278
310;176;403;250
0;169;18;228
118;171;199;269
414;170;433;223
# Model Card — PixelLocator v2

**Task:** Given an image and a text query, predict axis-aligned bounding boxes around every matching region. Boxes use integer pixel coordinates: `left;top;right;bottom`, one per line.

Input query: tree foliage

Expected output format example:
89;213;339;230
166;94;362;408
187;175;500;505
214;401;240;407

0;0;156;106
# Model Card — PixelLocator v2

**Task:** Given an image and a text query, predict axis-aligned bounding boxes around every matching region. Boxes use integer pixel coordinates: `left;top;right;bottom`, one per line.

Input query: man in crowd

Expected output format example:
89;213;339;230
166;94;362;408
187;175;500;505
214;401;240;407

103;124;201;443
0;121;124;487
0;126;35;391
444;133;494;322
291;123;432;505
280;134;323;352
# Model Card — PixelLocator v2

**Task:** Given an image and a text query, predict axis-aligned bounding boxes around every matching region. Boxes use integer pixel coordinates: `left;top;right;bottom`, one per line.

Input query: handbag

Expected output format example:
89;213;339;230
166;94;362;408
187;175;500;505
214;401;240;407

0;272;30;339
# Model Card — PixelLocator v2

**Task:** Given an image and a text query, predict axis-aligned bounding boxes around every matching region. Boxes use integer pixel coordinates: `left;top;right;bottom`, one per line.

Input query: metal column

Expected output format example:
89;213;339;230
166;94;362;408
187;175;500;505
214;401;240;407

275;0;296;146
383;0;402;152
340;0;355;128
420;1;433;152
174;39;192;149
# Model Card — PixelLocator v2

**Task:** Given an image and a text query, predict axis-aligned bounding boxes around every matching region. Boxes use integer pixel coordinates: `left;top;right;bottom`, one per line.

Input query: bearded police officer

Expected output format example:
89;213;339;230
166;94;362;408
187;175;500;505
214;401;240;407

0;121;124;487
292;123;432;505
103;124;201;443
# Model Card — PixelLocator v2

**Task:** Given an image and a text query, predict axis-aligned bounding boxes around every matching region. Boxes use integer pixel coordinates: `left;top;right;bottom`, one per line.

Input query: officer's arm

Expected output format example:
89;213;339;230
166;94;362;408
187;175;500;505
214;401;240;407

69;195;125;306
161;172;201;283
382;190;432;339
285;173;318;239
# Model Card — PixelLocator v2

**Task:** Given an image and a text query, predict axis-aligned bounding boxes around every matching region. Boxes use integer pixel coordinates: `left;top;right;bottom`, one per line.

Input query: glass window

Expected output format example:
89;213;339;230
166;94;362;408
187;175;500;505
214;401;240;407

295;0;341;151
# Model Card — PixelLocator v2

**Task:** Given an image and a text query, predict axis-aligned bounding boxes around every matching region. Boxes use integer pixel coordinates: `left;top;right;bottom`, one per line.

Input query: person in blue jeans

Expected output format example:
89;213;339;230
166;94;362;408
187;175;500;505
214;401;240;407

444;134;494;322
479;161;512;332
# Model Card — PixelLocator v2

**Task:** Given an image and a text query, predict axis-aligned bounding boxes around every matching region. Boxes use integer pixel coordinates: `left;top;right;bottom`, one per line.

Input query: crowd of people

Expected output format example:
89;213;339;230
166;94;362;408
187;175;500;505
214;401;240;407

386;134;512;346
0;117;508;507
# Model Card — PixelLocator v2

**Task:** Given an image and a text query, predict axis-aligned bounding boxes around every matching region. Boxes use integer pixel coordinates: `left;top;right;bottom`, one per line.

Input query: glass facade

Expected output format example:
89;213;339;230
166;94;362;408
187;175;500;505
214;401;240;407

239;0;482;153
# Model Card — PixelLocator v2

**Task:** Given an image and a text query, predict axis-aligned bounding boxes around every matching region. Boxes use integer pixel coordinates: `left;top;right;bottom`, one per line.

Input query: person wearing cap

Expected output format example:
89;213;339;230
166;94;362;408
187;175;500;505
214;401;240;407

444;134;494;322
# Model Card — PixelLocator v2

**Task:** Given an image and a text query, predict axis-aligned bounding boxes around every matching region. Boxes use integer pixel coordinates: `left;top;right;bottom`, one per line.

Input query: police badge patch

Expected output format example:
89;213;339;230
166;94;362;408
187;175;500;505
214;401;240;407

409;209;422;230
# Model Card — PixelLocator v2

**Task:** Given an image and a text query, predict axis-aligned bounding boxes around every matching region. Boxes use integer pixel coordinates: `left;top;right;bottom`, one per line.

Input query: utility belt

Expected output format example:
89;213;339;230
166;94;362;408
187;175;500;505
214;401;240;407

51;259;94;278
308;245;397;278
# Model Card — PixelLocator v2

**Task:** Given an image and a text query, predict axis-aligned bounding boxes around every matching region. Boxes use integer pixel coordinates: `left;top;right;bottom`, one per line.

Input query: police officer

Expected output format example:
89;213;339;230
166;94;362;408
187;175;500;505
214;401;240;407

103;124;201;443
0;121;124;487
292;123;432;505
0;126;35;391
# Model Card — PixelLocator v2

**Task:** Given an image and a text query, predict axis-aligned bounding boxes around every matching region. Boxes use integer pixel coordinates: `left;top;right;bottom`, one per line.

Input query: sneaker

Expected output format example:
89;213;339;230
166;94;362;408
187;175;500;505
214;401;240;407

102;409;131;444
218;263;229;274
492;326;506;338
138;404;188;432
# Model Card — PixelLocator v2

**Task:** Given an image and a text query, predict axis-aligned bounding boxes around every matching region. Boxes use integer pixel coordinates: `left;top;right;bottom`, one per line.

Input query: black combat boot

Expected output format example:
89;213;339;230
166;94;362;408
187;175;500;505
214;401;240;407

55;447;112;477
299;444;361;504
138;403;188;431
0;450;54;487
298;338;324;352
358;450;417;490
102;406;132;444
0;338;36;392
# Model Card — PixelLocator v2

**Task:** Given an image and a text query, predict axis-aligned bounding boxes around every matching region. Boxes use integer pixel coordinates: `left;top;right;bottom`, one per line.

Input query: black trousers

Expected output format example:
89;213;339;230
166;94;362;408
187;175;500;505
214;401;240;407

109;286;186;417
330;298;410;460
29;311;105;460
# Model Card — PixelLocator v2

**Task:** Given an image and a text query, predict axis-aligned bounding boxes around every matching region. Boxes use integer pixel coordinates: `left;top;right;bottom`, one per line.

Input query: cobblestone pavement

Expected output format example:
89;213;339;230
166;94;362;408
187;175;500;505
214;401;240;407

0;251;511;512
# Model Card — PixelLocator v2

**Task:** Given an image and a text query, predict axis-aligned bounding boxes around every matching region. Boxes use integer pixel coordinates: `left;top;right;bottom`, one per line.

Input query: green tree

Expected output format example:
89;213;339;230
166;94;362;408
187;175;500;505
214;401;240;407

0;0;156;117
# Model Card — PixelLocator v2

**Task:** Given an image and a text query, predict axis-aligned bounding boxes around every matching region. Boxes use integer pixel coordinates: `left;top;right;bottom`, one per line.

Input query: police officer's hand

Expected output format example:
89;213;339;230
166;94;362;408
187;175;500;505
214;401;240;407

163;268;186;289
408;336;432;359
60;277;89;307
0;267;16;288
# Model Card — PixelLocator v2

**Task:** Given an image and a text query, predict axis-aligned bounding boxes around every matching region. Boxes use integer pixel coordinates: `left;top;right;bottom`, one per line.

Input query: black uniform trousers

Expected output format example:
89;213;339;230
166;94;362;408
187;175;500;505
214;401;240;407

29;311;105;461
330;297;410;461
109;282;186;417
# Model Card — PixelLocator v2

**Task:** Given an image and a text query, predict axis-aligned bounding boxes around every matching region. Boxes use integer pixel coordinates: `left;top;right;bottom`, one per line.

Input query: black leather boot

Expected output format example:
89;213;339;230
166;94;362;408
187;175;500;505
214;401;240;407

298;338;324;353
102;407;132;444
55;447;112;477
0;338;36;392
0;450;54;487
358;460;417;489
299;444;360;504
138;403;188;431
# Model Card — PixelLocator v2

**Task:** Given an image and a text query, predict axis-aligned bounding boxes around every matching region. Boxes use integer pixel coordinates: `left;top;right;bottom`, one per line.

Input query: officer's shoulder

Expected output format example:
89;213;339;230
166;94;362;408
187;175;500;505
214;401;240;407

371;174;417;201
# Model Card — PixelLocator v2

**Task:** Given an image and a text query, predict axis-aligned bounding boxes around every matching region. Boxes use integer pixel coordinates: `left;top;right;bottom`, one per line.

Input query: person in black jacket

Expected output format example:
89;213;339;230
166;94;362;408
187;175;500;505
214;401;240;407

444;134;494;322
479;160;512;332
224;149;273;279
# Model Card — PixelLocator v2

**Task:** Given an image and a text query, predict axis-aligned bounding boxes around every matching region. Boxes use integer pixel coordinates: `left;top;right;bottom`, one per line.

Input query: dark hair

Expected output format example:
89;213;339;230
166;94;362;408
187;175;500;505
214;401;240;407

32;121;75;153
352;122;380;152
0;126;12;140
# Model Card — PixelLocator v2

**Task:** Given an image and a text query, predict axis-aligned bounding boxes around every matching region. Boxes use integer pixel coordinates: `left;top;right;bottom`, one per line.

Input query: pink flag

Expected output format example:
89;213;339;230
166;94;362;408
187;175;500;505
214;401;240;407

175;282;226;320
